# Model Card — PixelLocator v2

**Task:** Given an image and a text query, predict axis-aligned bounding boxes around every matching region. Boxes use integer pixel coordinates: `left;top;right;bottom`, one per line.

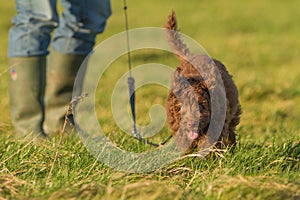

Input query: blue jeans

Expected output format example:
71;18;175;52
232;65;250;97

8;0;111;57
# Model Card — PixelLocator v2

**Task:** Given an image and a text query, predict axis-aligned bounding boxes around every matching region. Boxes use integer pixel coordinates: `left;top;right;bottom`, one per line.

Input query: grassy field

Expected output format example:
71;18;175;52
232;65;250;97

0;0;300;199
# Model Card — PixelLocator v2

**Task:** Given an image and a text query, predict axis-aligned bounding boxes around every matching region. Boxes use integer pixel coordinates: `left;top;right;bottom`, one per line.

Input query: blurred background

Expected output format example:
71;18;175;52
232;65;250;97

0;1;299;199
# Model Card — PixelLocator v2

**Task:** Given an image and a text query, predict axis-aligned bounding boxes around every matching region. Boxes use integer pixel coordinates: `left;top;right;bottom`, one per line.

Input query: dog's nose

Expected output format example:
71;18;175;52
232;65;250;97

187;131;199;140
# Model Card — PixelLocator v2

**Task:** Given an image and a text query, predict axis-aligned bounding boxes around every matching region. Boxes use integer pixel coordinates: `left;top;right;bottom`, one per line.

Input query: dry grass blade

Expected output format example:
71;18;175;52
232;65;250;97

0;136;37;165
46;93;88;183
0;66;11;78
0;168;29;199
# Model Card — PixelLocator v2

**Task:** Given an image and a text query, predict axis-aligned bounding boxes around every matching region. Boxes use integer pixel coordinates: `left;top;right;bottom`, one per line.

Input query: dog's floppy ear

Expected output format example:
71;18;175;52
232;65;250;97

165;10;191;65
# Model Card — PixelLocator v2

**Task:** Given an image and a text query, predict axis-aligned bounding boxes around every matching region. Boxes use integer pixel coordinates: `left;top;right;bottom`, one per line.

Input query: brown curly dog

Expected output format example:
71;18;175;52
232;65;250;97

165;10;241;154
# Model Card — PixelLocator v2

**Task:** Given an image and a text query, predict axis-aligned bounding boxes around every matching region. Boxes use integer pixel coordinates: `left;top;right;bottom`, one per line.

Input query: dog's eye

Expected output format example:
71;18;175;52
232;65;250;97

187;78;196;82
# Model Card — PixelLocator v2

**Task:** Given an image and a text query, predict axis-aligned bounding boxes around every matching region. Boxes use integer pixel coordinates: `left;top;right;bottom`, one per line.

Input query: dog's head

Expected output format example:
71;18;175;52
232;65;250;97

171;69;211;152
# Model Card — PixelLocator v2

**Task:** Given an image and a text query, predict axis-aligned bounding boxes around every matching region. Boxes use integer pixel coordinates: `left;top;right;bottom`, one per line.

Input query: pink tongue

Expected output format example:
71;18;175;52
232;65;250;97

187;131;198;140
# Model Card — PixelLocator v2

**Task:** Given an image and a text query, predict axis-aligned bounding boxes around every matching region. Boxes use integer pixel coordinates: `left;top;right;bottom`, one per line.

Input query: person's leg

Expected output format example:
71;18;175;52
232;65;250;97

44;0;111;133
8;0;58;137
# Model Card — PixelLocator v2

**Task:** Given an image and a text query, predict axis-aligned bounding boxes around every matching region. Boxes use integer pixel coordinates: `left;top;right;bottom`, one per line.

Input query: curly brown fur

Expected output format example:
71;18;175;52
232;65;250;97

165;11;242;153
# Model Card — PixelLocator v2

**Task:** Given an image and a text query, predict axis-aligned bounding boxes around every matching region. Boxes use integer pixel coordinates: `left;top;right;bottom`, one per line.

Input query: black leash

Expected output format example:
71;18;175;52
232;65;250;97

123;0;172;147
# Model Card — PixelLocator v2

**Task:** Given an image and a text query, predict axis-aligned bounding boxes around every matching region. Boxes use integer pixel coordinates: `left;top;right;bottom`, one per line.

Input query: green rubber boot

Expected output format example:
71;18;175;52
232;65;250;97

44;51;87;134
9;56;47;139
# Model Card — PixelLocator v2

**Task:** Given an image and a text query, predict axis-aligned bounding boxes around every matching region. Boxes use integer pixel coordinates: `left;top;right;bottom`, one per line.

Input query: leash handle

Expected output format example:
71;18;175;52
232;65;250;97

128;77;140;139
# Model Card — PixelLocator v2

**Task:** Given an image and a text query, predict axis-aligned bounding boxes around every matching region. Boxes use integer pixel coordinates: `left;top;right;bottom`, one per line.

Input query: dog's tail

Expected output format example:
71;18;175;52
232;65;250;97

165;10;191;62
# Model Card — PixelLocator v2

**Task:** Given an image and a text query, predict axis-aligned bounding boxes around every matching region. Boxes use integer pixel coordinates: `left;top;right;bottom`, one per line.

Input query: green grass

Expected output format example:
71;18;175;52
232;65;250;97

1;0;300;199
